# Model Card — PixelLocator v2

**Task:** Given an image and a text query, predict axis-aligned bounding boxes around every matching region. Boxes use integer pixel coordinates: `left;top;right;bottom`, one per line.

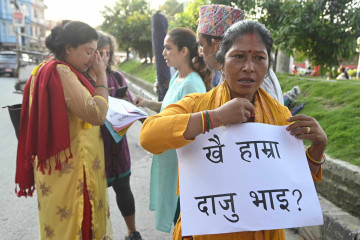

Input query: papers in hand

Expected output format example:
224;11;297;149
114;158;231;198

106;97;148;142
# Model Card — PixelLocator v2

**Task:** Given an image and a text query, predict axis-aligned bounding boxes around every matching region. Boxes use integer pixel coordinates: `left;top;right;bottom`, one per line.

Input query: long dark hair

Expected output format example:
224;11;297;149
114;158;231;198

45;20;98;60
167;27;212;91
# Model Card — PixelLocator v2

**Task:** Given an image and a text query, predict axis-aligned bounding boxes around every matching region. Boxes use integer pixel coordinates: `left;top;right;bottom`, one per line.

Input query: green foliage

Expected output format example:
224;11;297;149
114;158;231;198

126;13;153;59
278;74;360;165
159;0;183;16
100;0;153;60
169;0;210;32
210;0;256;14
348;69;357;78
211;1;359;71
292;50;307;63
258;0;360;69
118;60;156;83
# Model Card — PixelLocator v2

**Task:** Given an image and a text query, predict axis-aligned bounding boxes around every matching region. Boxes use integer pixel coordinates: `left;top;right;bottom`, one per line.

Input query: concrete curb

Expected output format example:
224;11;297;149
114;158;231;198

122;70;360;240
316;156;360;218
294;195;360;240
122;71;155;96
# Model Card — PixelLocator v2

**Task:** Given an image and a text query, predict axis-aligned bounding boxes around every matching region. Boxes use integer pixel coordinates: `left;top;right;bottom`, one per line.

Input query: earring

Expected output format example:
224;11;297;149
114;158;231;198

192;57;196;64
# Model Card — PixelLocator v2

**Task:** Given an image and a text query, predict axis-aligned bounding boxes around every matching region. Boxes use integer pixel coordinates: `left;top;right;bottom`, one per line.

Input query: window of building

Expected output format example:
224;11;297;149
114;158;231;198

8;24;16;36
2;23;6;36
21;3;30;16
3;0;8;10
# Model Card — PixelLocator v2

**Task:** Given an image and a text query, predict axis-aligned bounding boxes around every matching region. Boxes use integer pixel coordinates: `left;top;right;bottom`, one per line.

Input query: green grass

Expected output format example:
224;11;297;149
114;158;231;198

118;60;156;83
117;61;360;166
278;74;360;166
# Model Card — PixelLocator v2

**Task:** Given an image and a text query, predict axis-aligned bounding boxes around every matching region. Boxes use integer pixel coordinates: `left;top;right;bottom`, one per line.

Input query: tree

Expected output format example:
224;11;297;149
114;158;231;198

213;0;360;71
127;12;153;62
211;0;256;14
259;0;360;70
169;0;210;32
159;0;183;16
100;0;153;61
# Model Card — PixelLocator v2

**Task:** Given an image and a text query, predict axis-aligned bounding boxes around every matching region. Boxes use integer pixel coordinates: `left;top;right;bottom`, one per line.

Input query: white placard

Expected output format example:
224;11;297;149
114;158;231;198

177;122;323;236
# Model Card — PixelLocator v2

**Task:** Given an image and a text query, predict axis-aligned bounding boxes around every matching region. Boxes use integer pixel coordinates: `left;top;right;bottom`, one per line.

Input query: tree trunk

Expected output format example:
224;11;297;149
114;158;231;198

126;49;130;61
273;48;278;72
276;50;291;73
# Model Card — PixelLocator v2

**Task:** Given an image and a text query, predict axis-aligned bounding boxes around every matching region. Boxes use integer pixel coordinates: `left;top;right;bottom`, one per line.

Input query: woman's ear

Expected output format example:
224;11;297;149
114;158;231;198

181;46;189;58
65;44;73;55
211;39;221;53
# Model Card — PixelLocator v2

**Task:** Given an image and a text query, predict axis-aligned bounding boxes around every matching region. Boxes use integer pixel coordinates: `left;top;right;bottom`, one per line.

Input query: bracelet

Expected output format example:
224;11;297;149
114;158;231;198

306;147;325;166
202;111;208;133
207;110;215;129
205;111;210;132
200;111;205;134
95;85;110;92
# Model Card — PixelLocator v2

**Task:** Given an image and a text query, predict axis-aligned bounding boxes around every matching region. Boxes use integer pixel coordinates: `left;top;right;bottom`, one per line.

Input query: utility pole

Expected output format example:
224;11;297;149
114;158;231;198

10;0;24;76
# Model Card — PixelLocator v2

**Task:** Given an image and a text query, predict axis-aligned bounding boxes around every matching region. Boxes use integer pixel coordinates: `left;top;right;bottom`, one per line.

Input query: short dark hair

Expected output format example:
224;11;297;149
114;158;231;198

45;21;98;60
215;20;273;70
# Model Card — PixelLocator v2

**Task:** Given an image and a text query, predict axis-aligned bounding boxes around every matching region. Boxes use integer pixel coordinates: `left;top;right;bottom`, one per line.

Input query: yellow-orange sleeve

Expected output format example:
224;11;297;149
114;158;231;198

140;93;203;154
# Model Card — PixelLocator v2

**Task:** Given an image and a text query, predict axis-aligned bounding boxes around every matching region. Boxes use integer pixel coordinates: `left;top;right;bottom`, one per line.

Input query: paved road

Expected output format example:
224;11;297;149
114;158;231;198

0;76;171;240
0;76;301;240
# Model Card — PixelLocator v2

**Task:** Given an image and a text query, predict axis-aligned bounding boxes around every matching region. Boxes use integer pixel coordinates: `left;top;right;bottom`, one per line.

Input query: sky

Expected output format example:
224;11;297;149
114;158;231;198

44;0;167;28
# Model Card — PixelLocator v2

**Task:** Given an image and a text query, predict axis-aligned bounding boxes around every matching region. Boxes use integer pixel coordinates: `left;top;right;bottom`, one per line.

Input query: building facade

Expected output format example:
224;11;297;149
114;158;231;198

0;0;47;51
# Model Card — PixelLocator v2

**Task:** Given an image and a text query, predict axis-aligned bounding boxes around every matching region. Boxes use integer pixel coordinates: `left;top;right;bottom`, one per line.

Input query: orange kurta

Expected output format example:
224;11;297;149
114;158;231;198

140;82;321;240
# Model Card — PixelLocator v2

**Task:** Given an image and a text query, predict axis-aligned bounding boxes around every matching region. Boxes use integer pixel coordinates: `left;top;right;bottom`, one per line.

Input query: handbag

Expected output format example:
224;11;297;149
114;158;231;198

3;104;22;139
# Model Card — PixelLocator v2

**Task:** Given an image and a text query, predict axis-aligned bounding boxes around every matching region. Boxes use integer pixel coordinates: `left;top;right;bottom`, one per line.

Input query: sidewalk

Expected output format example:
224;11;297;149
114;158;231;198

123;71;360;240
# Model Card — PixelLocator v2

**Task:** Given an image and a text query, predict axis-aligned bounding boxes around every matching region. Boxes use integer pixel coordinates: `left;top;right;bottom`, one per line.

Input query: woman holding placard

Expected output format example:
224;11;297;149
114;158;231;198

140;20;327;240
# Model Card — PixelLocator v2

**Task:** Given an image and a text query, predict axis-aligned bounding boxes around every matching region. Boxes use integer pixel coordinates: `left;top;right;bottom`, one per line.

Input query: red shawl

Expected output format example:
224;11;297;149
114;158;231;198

15;60;95;197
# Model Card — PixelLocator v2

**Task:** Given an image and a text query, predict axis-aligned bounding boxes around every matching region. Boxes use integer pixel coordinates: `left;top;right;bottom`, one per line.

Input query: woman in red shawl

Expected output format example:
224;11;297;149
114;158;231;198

16;21;113;239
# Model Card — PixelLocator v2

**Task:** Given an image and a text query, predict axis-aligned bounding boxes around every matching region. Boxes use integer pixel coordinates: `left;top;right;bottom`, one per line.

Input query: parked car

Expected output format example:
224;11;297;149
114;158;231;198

0;51;17;77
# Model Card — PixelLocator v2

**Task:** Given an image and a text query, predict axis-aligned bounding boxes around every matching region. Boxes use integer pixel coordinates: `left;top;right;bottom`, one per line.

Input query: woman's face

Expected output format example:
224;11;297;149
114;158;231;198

64;40;97;73
98;44;111;67
224;33;268;100
162;35;183;68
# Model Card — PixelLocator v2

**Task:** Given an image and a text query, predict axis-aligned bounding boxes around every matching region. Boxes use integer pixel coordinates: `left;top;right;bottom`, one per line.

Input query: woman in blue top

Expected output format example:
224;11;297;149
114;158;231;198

134;27;211;232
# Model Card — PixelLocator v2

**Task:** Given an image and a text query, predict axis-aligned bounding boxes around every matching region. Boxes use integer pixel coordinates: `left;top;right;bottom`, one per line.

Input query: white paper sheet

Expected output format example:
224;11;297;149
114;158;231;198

177;122;323;236
106;97;148;131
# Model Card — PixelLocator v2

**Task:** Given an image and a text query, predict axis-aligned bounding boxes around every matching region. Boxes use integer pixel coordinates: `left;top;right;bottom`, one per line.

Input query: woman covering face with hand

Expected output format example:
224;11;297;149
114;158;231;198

15;21;112;240
86;31;143;240
140;20;327;240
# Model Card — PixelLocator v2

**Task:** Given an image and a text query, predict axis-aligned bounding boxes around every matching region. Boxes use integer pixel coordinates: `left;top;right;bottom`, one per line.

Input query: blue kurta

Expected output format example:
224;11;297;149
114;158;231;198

149;71;206;232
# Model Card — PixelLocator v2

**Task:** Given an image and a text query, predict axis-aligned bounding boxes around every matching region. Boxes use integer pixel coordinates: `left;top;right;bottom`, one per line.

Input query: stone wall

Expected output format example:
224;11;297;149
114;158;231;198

316;156;360;218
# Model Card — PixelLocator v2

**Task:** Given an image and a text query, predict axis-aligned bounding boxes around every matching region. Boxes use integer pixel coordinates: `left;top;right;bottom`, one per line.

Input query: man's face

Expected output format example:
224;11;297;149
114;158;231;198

197;34;221;71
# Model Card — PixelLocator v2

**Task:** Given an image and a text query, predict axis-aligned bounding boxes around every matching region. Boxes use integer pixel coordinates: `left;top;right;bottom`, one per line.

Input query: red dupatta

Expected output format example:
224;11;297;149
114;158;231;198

15;60;95;197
